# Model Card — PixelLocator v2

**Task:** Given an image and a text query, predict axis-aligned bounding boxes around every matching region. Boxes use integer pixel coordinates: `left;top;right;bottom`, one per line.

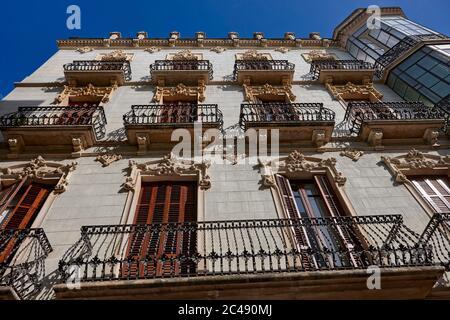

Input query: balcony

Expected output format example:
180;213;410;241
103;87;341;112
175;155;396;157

63;60;131;86
310;60;375;84
0;228;52;300
374;34;449;79
123;104;223;151
54;215;443;299
239;103;335;147
344;102;445;146
0;106;107;154
233;60;295;85
150;60;213;85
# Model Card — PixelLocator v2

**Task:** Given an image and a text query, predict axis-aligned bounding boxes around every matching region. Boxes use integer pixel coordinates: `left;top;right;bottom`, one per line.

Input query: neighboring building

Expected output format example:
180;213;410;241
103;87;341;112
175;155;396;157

0;7;449;300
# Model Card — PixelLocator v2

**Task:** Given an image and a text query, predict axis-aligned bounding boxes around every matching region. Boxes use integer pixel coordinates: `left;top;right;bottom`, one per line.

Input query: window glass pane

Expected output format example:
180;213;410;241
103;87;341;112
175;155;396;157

430;63;450;79
406;65;426;78
418;72;440;87
418;56;439;70
431;81;450;98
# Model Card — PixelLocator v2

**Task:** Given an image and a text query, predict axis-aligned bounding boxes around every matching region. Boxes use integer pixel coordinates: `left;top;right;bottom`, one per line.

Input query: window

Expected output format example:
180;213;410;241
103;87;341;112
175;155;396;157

124;181;197;277
0;179;52;230
0;179;53;264
275;175;359;268
410;176;450;213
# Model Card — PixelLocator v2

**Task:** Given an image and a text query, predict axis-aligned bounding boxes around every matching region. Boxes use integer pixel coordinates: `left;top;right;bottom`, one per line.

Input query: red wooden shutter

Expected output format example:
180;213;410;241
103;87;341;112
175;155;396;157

0;183;51;263
275;174;312;269
412;177;450;213
2;184;51;230
124;182;197;278
314;175;360;267
0;178;27;224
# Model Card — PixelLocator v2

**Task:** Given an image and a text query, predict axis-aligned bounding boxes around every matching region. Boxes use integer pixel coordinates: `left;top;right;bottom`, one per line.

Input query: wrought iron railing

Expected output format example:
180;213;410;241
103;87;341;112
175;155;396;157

58;215;430;282
150;60;213;80
435;94;450;133
63;60;132;81
418;213;450;270
0;228;52;300
123;104;223;129
233;60;295;79
239;103;335;130
344;101;444;134
0;106;107;140
310;59;374;80
374;34;449;78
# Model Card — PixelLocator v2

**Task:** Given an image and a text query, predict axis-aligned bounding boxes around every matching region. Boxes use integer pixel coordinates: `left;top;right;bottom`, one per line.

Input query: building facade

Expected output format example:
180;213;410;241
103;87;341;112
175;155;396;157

0;7;449;300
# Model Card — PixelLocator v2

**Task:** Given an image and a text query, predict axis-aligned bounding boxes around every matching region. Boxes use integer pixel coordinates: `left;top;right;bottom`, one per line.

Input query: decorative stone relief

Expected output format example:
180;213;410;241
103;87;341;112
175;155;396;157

368;128;383;149
312;129;326;148
275;47;290;54
340;149;364;161
95;154;123;167
76;47;94;54
381;149;450;183
100;50;129;61
124;153;211;191
326;82;383;102
302;50;335;62
171;49;198;60
240;50;269;60
258;150;347;187
145;47;161;54
153;82;206;103
0;156;77;194
210;46;227;53
243;83;296;102
55;83;118;104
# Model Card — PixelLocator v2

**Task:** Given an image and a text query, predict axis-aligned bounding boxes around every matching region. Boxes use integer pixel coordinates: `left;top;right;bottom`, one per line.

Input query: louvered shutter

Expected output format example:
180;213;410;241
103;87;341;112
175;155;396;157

314;175;360;267
0;178;27;225
412;177;450;213
275;174;312;269
123;182;197;278
0;183;51;263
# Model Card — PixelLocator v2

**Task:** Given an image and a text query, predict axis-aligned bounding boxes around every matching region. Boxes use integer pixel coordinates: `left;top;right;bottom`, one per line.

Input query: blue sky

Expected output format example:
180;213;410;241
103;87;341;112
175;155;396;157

0;0;449;98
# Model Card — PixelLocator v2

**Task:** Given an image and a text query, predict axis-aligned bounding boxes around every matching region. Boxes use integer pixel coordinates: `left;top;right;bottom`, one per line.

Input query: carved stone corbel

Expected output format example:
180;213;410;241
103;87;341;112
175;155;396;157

96;154;123;167
136;134;149;155
340;149;364;161
312;129;326;148
423;128;440;146
368;128;383;149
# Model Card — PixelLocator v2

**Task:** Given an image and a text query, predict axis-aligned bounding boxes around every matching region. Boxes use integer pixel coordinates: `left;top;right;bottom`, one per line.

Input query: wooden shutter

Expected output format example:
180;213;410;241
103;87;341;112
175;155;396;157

412;177;450;213
314;175;360;267
0;183;51;264
275;174;312;269
0;178;27;224
2;183;51;230
123;182;197;278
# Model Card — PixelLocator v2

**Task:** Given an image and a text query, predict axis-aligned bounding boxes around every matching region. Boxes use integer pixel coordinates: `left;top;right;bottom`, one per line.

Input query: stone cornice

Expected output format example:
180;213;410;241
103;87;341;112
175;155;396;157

57;37;340;50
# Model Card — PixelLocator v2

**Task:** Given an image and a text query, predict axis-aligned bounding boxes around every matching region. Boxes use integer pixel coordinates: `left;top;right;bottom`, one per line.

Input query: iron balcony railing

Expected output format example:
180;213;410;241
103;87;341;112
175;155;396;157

374;34;449;78
233;60;295;79
63;60;132;81
0;105;108;140
310;59;375;80
344;101;445;135
418;213;450;270
123;104;223;129
58;215;431;282
435;94;450;133
239;103;335;130
0;228;53;300
150;60;213;80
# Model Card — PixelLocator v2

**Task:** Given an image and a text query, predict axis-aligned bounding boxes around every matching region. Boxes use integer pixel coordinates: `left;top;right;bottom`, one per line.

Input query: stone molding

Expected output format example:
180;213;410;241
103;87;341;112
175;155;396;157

326;82;383;102
243;83;296;102
258;150;347;188
123;153;211;192
0;156;77;194
381;149;450;184
98;49;132;61
153;82;206;103
55;83;118;104
302;50;336;62
95;154;122;167
340;149;364;161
